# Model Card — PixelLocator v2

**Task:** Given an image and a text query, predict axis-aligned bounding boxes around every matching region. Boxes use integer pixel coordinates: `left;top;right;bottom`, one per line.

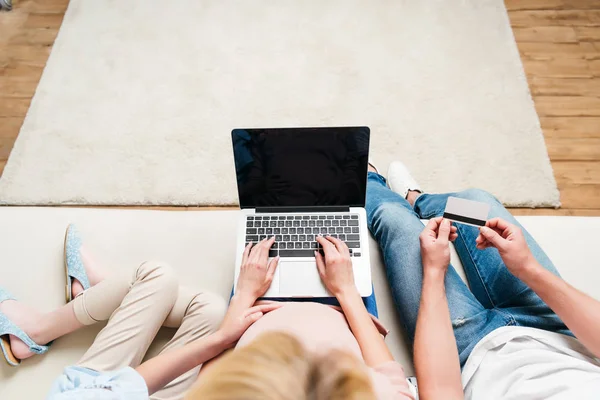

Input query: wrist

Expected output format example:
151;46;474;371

423;265;447;281
212;330;235;349
513;259;543;280
335;285;360;301
230;291;256;308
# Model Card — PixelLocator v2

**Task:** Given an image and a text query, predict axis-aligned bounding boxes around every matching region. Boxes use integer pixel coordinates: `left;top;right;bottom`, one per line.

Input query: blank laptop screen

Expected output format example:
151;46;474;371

232;127;370;209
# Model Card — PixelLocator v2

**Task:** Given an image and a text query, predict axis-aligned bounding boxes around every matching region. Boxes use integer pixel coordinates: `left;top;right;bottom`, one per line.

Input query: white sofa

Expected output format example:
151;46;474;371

1;207;599;399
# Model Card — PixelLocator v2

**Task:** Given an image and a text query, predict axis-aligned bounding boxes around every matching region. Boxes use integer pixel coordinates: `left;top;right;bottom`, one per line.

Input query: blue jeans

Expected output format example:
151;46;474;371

366;172;571;367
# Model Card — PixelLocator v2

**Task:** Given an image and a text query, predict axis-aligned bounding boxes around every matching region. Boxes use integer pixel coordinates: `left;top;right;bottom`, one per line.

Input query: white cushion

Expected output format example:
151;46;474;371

0;208;599;398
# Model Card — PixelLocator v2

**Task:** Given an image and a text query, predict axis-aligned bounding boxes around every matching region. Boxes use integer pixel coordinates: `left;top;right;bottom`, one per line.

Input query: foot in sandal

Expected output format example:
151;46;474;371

64;224;107;301
1;226;107;363
0;291;48;364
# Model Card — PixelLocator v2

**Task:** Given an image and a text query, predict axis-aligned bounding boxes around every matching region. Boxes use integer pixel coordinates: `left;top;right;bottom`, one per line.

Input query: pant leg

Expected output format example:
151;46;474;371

76;261;179;371
150;288;227;400
71;275;131;325
413;188;570;334
366;173;508;365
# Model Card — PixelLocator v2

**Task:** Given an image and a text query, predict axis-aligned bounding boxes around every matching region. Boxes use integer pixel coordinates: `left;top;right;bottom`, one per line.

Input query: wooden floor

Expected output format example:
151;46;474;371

1;0;599;215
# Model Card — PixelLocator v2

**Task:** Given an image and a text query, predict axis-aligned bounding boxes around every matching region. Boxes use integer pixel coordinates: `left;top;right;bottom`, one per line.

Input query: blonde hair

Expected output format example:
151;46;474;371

186;331;376;400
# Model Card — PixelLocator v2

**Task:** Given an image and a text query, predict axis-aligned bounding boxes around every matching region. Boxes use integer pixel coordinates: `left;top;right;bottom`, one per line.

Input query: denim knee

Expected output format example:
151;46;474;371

455;188;500;205
370;202;421;233
372;202;417;223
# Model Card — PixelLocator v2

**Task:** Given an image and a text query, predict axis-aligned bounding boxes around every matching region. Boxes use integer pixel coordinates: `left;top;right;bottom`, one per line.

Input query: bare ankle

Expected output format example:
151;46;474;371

28;316;50;345
406;190;422;207
80;245;106;287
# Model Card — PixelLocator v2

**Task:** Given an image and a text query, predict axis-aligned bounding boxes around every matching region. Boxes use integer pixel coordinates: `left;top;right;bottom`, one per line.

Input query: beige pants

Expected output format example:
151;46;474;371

72;261;227;400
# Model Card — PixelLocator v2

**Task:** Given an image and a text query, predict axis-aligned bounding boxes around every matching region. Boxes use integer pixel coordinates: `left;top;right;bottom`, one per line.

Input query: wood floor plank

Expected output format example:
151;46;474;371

24;13;65;29
517;42;598;60
504;0;600;11
505;0;562;11
8;28;59;46
7;44;52;66
0;140;16;161
576;27;600;41
0;76;38;97
512;26;579;43
540;117;600;138
528;76;600;95
533;96;600;117
19;0;70;14
521;58;592;78
0;117;23;139
0;63;44;80
509;10;600;28
562;0;600;8
0;11;28;47
553;161;600;184
0;99;32;117
553;161;600;209
557;185;600;209
590;59;600;76
0;117;22;160
546;137;600;160
509;208;600;216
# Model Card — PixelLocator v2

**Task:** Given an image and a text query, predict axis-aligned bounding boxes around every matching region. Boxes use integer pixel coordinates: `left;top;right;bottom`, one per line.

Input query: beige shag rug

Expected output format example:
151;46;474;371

0;0;560;207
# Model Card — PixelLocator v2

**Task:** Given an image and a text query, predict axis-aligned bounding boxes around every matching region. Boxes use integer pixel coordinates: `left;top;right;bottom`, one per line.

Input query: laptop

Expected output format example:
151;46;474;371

231;127;372;297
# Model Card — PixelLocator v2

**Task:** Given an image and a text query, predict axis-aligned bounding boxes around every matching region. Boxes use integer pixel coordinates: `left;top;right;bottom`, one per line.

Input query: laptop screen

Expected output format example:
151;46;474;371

232;127;370;209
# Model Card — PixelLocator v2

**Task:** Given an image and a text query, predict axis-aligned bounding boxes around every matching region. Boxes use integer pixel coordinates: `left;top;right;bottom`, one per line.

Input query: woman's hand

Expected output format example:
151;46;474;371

217;303;282;347
419;218;457;274
476;217;536;277
314;235;357;297
236;238;280;301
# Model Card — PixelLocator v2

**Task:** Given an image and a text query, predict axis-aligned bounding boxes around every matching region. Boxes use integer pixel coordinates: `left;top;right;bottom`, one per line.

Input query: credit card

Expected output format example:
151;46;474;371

443;197;490;227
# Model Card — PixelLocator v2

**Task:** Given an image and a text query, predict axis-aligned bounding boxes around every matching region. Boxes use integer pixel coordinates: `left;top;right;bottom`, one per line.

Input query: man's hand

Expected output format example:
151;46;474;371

314;235;357;297
235;238;280;301
419;218;458;273
475;217;536;277
217;303;282;347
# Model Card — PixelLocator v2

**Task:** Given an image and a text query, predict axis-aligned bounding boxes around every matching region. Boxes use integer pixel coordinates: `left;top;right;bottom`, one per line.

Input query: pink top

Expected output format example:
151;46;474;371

236;302;415;399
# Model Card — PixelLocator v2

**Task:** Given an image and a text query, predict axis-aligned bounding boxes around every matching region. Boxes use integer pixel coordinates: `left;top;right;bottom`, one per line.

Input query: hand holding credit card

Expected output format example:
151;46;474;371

443;197;490;227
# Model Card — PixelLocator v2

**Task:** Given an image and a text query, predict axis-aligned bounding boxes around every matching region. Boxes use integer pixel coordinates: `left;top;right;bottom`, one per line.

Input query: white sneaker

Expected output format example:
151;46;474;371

387;161;422;199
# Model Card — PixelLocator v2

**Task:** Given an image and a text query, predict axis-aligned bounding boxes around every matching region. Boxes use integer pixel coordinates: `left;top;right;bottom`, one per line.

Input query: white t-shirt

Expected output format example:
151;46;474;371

462;326;600;400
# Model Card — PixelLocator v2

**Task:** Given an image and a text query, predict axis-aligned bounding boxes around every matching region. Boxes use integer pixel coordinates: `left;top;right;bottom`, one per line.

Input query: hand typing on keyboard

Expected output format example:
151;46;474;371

314;235;357;297
245;214;362;258
236;237;280;301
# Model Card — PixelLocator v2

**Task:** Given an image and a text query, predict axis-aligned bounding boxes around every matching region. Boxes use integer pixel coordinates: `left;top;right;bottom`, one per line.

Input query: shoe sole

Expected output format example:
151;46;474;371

0;335;20;366
63;226;71;304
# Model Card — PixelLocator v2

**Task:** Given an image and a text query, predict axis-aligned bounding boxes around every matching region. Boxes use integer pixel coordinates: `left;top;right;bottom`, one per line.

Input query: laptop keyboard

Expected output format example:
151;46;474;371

245;214;362;258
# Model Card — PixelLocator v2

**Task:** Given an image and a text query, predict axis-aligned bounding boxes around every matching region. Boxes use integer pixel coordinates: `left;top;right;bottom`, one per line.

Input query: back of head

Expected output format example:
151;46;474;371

310;349;376;400
186;331;376;400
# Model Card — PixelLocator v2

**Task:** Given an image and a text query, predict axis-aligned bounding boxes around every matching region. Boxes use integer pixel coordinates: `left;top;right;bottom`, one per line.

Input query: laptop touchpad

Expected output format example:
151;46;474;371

279;261;328;296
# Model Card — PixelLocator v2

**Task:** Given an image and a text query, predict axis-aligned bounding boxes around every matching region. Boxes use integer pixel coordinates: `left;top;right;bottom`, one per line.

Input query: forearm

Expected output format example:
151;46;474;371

136;332;229;395
414;270;463;400
518;262;600;358
337;289;394;367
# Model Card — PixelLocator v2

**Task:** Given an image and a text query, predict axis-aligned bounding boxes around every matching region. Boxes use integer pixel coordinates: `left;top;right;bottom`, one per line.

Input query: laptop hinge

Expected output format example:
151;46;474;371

256;206;350;213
